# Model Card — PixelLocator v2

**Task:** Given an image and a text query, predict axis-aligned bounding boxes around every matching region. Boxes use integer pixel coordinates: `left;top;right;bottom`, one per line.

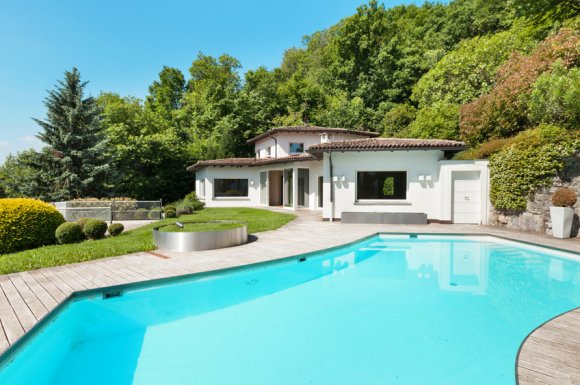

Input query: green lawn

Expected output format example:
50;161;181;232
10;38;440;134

158;222;244;232
0;208;295;274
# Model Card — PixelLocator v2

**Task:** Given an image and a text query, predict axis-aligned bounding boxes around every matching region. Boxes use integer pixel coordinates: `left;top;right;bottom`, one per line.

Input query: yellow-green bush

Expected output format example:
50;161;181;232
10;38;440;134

0;198;65;254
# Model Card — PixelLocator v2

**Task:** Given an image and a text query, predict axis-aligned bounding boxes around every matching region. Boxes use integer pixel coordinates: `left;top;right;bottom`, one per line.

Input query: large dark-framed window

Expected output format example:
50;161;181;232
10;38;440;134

289;143;304;154
214;179;249;198
356;171;407;200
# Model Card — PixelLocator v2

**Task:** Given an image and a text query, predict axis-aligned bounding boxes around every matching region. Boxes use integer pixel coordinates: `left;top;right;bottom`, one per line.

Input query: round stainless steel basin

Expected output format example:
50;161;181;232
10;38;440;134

153;221;248;252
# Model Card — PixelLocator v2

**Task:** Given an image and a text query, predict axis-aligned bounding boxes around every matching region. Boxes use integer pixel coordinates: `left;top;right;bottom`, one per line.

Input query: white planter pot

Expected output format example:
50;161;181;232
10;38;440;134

550;206;574;239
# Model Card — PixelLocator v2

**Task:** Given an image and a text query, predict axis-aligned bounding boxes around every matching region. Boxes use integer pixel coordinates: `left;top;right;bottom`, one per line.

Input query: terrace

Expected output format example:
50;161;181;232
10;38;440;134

0;210;578;384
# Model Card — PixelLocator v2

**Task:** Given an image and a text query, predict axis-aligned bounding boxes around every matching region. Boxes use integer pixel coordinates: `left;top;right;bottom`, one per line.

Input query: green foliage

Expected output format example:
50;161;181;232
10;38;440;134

454;137;515;160
32;68;110;201
0;198;65;254
163;205;176;213
148;209;161;219
0;208;295;274
164;209;177;218
184;191;205;211
460;27;579;146
405;102;460;140
107;223;124;237
528;62;580;128
489;125;578;211
83;219;108;240
412;27;536;108
55;222;83;244
381;104;417;136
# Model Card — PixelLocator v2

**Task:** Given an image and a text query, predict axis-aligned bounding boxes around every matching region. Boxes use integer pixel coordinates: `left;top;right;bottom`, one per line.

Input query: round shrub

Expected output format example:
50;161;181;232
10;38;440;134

75;218;92;232
165;209;177;218
83;219;108;240
148;209;161;219
0;198;65;254
108;223;124;237
55;222;83;244
163;205;176;213
135;208;149;220
552;187;577;207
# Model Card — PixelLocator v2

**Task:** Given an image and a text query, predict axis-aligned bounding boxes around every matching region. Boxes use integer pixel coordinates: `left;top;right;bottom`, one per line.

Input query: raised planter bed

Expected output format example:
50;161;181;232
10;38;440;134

153;221;247;252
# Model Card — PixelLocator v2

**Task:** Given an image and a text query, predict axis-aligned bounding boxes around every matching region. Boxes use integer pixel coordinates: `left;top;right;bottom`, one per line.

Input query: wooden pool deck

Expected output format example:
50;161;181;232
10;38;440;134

0;210;578;384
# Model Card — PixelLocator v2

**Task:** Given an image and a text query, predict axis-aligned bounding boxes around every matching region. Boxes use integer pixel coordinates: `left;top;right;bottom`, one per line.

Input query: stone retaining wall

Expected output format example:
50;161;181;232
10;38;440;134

489;155;580;237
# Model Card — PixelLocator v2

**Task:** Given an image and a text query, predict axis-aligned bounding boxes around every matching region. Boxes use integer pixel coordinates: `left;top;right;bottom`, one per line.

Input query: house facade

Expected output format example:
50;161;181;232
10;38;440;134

188;126;490;224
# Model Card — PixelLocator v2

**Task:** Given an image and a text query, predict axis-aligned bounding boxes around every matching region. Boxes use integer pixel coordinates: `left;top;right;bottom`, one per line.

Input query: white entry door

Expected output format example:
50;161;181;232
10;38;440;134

452;171;481;224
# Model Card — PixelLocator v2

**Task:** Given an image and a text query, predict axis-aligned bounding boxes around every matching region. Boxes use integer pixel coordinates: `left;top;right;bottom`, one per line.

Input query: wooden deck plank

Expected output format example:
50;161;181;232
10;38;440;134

0;277;36;331
7;274;48;320
0;285;24;344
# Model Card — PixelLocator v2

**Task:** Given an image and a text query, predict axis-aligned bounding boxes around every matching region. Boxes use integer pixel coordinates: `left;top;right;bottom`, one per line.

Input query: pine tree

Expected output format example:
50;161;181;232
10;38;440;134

33;68;110;200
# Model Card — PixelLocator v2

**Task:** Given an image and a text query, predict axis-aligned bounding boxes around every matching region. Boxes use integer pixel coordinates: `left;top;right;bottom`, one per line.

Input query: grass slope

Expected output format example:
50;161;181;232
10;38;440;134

0;208;295;274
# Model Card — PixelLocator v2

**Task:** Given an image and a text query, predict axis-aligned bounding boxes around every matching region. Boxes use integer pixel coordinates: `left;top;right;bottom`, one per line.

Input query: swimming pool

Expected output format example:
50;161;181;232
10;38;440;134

0;234;578;385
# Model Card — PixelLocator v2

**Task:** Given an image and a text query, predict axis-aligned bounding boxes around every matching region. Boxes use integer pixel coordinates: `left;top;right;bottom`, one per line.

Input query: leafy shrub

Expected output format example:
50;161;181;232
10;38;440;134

175;192;205;214
165;209;177;218
83;219;108;240
163;205;176;213
528;62;580;129
55;222;83;244
0;198;65;254
135;208;149;220
489;125;578;211
148;209;161;219
381;103;416;137
552;187;578;207
412;27;536;108
454;137;515;160
108;223;124;237
460;28;579;146
176;200;196;215
404;102;460;140
75;218;92;232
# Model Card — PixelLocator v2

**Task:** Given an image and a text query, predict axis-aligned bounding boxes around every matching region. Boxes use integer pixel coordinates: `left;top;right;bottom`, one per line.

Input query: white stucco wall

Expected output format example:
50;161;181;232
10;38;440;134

195;168;261;207
321;151;490;223
322;151;445;220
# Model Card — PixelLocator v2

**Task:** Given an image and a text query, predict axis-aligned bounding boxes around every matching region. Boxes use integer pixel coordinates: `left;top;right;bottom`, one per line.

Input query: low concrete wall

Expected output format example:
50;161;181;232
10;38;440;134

489;156;580;237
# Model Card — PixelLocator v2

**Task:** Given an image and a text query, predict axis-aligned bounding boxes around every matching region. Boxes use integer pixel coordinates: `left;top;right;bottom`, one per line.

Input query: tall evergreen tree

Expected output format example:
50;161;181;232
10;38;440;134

33;68;110;200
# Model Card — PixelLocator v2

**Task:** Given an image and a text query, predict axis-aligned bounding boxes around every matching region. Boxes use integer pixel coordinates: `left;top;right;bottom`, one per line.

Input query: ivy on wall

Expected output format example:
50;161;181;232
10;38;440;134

489;125;578;211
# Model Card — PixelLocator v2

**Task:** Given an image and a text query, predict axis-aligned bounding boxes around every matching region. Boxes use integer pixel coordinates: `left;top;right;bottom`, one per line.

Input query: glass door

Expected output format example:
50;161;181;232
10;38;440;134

298;169;309;207
284;169;293;207
260;171;268;205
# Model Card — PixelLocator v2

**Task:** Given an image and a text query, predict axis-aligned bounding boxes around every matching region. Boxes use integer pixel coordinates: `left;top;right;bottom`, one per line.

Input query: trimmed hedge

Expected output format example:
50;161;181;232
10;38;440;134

135;208;149;220
55;222;84;244
108;223;124;237
0;198;65;254
75;218;92;233
83;219;108;240
165;209;177;218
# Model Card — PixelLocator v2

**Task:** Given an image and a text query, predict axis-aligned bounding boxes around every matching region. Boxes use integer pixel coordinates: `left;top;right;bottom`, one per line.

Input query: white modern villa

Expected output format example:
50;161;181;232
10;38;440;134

188;126;490;224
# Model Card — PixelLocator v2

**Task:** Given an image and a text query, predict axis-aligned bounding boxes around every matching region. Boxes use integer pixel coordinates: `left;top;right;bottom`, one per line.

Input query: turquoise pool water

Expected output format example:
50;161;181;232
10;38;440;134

0;234;579;385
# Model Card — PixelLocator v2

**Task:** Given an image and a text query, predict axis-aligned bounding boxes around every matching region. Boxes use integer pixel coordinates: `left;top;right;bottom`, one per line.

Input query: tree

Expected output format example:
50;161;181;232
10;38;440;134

460;28;579;146
528;62;580;129
98;93;192;202
33;68;110;200
412;26;536;108
146;66;186;119
381;103;417;136
0;149;58;199
405;102;460;140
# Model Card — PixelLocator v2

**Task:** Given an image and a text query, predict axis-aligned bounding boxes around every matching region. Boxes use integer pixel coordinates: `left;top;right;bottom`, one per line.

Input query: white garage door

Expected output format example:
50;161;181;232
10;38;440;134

452;171;481;224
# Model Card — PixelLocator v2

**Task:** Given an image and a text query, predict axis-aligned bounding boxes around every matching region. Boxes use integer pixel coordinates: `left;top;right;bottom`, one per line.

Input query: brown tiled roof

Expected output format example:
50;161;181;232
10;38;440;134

246;125;379;144
307;137;466;155
187;154;316;172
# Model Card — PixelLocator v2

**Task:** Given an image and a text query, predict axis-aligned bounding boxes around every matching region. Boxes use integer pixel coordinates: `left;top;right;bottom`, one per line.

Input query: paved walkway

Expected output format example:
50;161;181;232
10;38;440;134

0;210;578;384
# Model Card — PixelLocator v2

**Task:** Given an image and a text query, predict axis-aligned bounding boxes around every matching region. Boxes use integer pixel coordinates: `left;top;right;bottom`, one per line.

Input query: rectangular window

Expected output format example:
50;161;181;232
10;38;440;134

289;143;304;154
356;171;407;200
199;179;205;197
214;179;249;197
265;147;271;157
318;176;323;207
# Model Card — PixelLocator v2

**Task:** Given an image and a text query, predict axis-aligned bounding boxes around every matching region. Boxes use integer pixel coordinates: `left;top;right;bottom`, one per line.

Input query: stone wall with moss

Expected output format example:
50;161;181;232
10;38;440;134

489;155;580;237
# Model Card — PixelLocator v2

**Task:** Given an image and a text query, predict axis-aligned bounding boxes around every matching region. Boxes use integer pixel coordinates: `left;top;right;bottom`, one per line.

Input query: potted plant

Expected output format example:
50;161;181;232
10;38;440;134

549;187;577;239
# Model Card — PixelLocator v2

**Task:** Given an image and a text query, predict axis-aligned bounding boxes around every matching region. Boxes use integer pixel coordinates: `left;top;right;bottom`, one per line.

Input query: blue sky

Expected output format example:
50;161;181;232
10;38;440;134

0;0;422;162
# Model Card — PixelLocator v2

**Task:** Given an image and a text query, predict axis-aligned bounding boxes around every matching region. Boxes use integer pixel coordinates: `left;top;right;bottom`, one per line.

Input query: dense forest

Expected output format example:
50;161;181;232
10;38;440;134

0;0;578;206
